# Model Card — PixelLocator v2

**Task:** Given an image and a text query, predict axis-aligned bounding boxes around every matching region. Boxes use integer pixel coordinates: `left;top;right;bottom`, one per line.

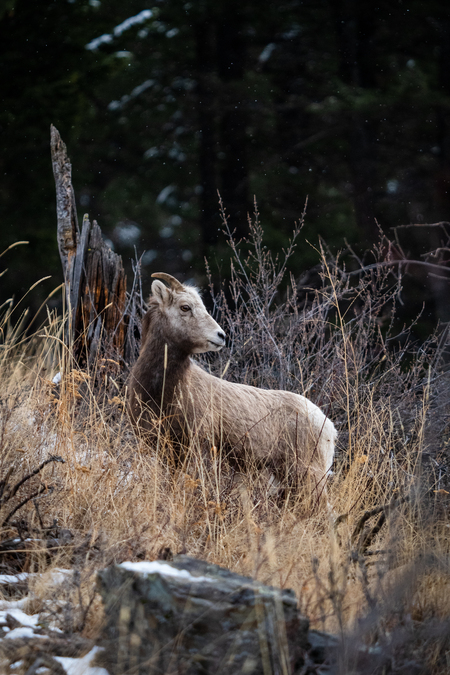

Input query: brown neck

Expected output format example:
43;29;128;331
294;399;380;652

131;305;191;416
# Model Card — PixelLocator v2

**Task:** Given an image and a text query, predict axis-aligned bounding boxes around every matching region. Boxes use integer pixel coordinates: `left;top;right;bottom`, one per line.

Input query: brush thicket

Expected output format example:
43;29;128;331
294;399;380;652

1;216;450;672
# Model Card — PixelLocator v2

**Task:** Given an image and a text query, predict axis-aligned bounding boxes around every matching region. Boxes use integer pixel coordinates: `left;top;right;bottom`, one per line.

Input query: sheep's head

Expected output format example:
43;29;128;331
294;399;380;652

150;273;226;354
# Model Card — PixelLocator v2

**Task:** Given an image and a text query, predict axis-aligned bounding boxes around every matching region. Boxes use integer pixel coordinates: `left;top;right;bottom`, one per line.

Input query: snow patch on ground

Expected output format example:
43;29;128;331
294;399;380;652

0;598;109;674
54;646;109;675
5;626;47;640
0;598;29;610
0;607;38;628
0;573;28;584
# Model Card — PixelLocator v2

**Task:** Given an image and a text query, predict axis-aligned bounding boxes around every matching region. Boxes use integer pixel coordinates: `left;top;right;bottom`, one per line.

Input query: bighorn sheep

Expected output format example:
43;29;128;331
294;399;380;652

128;273;336;503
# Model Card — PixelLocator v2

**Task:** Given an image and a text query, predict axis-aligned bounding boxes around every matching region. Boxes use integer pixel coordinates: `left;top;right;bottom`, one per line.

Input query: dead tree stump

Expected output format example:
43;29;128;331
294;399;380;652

51;125;142;367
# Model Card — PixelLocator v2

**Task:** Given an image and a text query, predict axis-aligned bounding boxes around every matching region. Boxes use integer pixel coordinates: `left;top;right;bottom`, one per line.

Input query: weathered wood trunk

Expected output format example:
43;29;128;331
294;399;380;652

50;125;142;366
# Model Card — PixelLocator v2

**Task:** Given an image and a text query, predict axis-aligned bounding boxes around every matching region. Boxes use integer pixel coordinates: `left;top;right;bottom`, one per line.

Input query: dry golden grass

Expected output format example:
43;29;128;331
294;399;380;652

1;227;450;673
0;316;447;608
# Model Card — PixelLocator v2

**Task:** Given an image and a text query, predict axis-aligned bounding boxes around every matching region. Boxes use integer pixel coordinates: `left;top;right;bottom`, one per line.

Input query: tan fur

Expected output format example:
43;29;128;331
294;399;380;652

128;274;336;502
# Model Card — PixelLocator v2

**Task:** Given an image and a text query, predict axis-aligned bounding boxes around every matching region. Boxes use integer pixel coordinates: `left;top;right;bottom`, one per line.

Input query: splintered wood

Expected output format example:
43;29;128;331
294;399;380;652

50;125;140;366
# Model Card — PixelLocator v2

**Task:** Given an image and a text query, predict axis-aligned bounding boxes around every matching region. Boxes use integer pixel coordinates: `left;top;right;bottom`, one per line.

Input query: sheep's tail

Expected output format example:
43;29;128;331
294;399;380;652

322;419;337;476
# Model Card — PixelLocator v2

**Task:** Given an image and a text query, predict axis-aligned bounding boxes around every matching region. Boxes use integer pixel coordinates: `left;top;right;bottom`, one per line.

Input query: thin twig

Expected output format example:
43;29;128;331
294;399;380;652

3;455;64;503
2;485;54;526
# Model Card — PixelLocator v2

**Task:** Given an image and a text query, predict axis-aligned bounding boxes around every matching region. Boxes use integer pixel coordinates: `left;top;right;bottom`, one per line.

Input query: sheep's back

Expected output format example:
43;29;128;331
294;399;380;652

178;363;335;474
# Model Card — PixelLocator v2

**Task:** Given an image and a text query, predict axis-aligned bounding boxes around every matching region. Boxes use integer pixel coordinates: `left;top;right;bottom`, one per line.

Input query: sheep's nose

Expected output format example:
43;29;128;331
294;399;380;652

217;330;226;342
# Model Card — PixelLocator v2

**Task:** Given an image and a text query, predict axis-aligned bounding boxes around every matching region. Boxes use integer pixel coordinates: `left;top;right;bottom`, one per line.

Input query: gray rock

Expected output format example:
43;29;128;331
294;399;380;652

96;555;309;675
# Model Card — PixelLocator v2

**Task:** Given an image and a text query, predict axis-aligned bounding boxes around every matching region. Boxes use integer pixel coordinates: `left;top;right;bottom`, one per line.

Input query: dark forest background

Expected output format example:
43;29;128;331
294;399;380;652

1;0;450;332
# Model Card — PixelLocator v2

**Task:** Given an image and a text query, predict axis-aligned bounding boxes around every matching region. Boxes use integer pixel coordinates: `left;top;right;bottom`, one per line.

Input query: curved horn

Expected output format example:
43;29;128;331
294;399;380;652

151;272;184;292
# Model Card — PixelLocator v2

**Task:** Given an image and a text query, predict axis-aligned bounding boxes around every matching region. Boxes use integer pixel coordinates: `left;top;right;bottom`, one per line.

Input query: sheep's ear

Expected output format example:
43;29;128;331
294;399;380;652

151;279;173;306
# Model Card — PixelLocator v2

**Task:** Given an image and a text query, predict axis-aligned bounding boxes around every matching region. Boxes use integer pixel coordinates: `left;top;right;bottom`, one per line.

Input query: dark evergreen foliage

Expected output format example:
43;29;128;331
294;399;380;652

1;0;450;326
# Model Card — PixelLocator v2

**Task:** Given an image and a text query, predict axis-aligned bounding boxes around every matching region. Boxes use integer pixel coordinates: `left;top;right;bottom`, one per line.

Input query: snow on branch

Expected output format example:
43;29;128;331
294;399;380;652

86;9;153;50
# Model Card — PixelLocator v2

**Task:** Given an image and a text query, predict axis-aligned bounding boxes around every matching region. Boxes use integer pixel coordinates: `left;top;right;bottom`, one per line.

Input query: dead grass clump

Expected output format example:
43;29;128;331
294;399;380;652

1;217;450;673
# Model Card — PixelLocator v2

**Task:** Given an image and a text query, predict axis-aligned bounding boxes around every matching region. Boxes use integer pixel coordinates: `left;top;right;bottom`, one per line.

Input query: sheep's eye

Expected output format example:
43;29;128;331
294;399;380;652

180;305;191;312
